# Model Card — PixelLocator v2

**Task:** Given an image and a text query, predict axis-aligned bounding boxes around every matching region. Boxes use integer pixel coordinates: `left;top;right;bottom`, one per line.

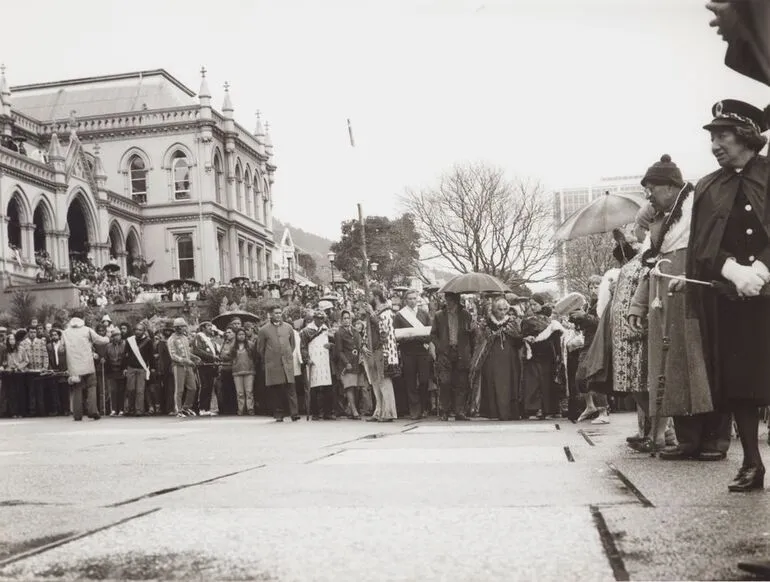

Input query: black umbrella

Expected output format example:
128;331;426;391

230;276;250;285
102;263;120;273
166;279;202;288
212;310;260;329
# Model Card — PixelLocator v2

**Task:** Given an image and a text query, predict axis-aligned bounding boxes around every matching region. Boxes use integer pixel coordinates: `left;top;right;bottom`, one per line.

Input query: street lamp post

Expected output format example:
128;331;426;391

327;251;336;286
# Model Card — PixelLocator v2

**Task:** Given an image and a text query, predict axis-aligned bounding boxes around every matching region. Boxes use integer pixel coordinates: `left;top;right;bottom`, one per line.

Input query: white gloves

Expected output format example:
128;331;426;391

752;260;770;284
722;258;765;297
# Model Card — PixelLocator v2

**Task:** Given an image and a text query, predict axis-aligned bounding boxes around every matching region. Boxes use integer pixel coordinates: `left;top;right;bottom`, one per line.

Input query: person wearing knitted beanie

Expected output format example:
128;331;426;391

641;154;684;188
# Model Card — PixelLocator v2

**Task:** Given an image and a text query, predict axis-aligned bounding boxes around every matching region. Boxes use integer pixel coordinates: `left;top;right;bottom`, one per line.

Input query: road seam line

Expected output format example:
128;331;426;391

105;465;266;507
590;504;631;581
0;508;161;568
578;429;596;446
305;449;346;464
606;462;655;508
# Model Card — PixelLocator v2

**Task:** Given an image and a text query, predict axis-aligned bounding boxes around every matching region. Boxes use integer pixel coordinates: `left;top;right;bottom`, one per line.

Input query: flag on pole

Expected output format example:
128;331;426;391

347;118;355;147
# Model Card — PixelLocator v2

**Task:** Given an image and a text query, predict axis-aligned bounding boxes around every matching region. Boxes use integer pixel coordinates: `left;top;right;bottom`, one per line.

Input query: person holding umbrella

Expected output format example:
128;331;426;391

430;291;475;421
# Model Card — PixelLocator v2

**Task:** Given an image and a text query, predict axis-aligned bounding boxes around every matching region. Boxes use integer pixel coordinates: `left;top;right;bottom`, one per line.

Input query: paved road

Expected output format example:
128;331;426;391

0;413;767;581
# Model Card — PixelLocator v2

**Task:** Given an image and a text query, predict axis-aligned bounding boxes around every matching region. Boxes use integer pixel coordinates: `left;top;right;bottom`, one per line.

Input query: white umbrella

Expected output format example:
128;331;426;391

554;192;645;241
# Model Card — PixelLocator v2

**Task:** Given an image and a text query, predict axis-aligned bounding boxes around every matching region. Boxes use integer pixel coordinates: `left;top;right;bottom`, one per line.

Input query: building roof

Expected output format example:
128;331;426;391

10;69;197;122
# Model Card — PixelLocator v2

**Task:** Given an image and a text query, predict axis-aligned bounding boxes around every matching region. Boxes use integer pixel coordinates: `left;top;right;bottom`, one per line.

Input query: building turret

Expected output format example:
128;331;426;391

198;66;211;106
264;121;274;158
0;64;13;136
254;110;266;157
93;143;108;192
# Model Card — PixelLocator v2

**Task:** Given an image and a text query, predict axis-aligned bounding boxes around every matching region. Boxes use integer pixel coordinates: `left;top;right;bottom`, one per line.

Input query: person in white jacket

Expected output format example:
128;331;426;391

62;310;110;421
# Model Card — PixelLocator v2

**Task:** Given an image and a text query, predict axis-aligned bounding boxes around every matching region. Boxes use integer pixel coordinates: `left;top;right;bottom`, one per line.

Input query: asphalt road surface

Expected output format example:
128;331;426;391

1;412;769;581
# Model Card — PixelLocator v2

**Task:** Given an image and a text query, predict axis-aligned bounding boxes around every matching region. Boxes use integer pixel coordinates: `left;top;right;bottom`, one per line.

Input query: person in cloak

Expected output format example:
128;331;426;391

300;310;335;420
628;154;729;460
394;289;432;420
684;99;770;492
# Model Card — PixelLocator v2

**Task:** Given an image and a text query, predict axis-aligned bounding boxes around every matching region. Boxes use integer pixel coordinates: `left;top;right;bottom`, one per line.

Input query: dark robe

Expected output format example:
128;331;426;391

687;155;770;408
521;316;564;416
470;316;523;420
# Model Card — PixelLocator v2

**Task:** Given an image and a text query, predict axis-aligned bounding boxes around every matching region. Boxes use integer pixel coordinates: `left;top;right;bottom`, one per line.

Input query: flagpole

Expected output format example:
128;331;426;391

348;118;370;292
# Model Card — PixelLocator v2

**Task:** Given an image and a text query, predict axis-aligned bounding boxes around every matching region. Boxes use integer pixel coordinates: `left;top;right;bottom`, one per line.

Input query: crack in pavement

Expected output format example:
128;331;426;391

104;465;267;508
0;508;161;568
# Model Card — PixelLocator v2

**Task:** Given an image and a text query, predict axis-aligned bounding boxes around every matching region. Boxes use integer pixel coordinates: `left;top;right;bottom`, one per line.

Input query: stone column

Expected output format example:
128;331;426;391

117;251;128;274
91;242;110;269
20;223;36;263
228;225;239;280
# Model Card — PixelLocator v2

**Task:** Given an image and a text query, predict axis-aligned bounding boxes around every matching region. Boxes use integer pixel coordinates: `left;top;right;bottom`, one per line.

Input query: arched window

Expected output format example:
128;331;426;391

262;184;270;226
129;155;148;204
235;163;243;212
244;171;252;217
172;151;191;200
255;174;264;223
213;153;224;204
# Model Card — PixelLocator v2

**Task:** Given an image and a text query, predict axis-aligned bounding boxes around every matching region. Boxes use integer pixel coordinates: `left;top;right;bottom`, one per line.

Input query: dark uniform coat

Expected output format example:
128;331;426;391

257;322;296;387
687;155;770;407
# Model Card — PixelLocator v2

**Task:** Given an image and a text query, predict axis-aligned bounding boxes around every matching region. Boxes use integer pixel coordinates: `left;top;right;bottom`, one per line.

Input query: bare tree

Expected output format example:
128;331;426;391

401;163;557;286
560;234;617;296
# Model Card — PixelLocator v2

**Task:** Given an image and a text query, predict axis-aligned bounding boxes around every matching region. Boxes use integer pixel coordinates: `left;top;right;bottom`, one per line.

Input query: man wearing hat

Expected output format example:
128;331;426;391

105;329;127;416
192;321;220;416
628;154;729;460
686;99;770;492
168;317;201;417
61;308;109;421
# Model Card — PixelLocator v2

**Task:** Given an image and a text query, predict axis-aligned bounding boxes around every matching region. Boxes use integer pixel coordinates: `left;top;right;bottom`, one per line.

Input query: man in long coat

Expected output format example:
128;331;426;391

257;305;299;422
629;154;730;460
430;292;475;421
394;289;432;420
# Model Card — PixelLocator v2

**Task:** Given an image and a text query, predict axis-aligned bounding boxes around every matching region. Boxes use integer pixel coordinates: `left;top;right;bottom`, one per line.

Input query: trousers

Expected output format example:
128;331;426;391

125;368;147;414
173;365;197;412
401;352;431;419
269;382;298;419
72;373;98;420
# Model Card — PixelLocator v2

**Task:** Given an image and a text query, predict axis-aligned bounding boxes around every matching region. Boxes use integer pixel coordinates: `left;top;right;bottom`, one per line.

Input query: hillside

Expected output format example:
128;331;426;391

272;218;334;258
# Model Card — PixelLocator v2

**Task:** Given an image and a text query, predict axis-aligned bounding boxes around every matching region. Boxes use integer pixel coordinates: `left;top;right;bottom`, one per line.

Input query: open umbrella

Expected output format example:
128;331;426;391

102;263;120;273
212;310;260;329
230;276;250;285
166;279;202;288
439;273;510;294
553;191;645;241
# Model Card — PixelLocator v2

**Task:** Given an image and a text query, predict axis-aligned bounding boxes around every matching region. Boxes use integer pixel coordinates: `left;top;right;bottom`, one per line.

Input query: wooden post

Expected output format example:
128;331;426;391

358;203;370;292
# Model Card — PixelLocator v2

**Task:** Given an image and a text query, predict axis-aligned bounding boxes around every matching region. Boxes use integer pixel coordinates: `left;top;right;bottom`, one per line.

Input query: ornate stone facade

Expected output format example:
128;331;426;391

0;67;277;286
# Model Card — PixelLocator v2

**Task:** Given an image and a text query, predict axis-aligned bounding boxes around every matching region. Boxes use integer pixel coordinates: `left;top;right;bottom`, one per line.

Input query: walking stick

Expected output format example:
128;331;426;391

649;263;676;458
100;359;106;417
304;365;311;421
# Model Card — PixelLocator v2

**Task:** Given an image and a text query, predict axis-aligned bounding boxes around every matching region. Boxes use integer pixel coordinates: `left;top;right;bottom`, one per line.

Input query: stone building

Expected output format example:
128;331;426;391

0;66;277;287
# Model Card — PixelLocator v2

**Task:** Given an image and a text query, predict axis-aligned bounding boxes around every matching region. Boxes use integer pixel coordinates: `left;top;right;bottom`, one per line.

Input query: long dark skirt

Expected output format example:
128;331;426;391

522;356;560;416
717;296;770;407
479;338;521;420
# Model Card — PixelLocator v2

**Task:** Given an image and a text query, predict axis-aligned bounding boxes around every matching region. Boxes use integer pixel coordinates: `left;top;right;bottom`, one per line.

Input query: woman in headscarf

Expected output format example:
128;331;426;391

470;298;524;420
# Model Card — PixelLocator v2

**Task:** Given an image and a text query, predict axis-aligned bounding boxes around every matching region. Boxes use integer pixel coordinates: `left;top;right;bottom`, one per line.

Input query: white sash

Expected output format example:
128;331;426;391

127;335;151;380
199;332;217;356
395;307;431;340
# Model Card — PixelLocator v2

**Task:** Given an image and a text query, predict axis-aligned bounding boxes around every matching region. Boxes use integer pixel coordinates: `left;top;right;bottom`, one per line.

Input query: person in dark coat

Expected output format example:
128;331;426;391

685;99;770;493
394;290;432;420
47;328;69;415
257;305;299;422
430;292;475;421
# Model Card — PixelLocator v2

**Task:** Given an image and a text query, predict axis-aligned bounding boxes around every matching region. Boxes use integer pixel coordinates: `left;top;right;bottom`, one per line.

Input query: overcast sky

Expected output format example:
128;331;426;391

2;0;768;240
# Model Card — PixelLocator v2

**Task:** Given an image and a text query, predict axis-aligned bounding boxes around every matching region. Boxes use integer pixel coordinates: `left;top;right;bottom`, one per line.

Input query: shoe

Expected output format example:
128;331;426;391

323;415;337;421
697;450;726;462
312;415;321;421
291;416;301;422
626;435;644;444
175;412;186;418
658;446;696;461
738;560;770;577
365;417;379;422
275;418;285;423
591;414;610;425
577;407;599;422
199;410;211;417
110;411;117;417
73;417;82;422
118;411;124;416
89;414;101;421
455;414;469;421
380;418;394;423
168;411;176;416
630;439;665;454
440;415;449;421
728;466;765;492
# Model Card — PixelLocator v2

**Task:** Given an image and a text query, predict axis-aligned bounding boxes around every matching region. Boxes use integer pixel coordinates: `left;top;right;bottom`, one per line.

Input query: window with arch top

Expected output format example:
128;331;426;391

213;153;224;204
172;151;191;200
244;171;252;217
235;164;243;212
129;155;148;204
